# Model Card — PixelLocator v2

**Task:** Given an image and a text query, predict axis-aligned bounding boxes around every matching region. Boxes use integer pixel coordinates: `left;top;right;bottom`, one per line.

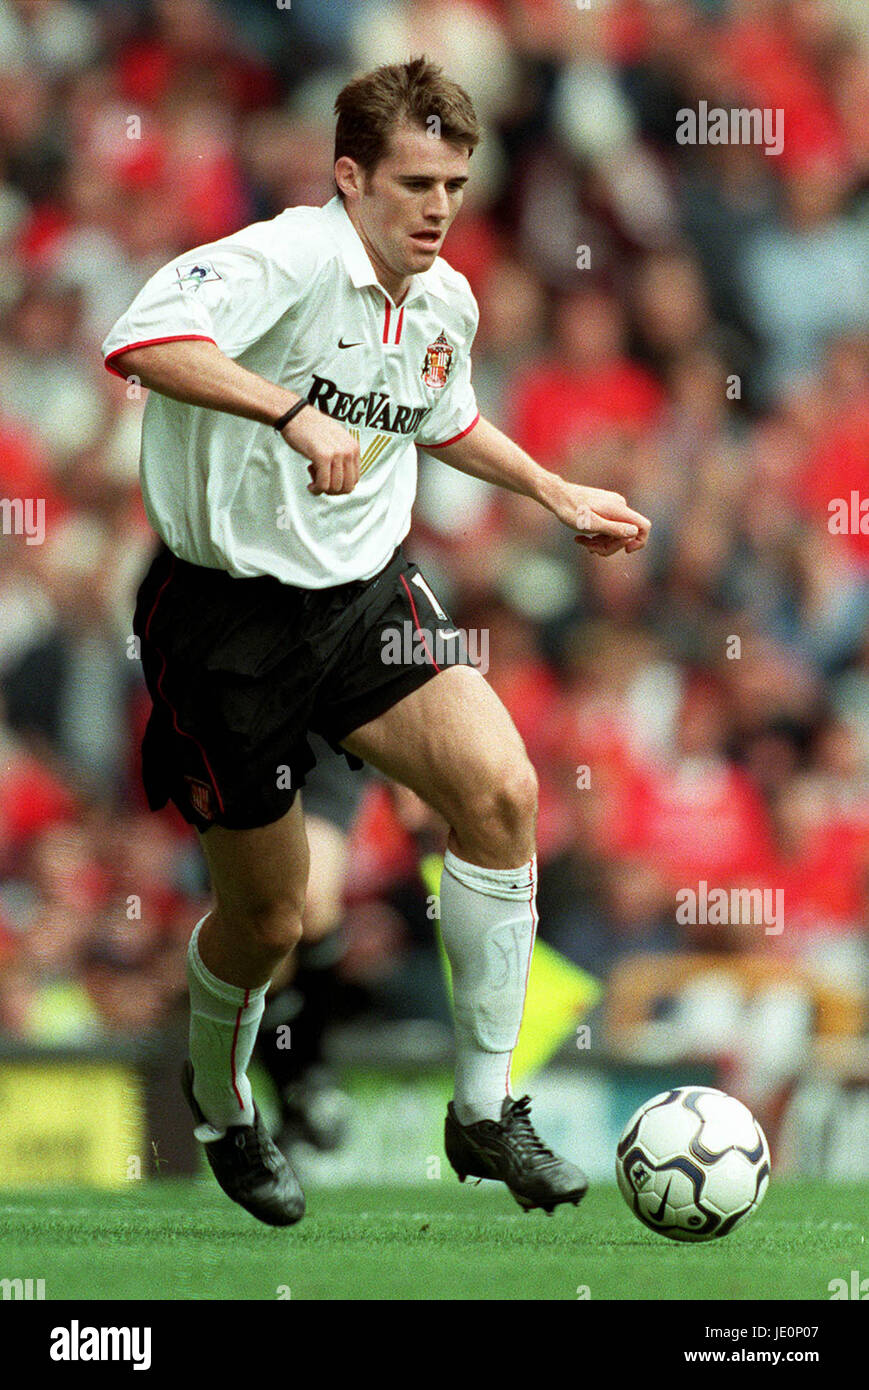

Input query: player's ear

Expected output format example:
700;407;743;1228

335;156;364;202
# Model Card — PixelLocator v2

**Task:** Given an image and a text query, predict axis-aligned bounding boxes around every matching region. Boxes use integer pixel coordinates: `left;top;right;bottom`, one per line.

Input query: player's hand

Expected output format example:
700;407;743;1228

281;405;360;495
549;482;651;557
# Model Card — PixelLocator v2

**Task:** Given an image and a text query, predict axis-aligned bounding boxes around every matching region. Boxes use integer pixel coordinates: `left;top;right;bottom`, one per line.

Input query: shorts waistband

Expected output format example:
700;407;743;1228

157;542;402;596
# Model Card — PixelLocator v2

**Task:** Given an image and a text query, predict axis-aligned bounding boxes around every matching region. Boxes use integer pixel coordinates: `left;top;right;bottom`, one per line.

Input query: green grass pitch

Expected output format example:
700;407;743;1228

0;1179;865;1300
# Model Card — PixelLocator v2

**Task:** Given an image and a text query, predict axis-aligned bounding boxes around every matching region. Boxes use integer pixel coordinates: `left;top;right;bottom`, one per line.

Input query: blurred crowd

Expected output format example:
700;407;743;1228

0;0;867;1049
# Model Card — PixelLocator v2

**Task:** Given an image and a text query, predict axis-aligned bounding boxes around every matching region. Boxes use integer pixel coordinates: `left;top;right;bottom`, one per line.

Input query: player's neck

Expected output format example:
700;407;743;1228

345;208;411;305
368;256;411;307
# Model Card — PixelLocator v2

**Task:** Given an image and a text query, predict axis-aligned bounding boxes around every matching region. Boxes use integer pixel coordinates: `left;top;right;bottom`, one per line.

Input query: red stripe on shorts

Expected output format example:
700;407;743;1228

399;573;441;673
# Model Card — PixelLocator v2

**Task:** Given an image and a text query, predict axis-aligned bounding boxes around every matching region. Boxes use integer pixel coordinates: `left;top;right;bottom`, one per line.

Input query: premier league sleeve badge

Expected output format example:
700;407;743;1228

176;261;223;291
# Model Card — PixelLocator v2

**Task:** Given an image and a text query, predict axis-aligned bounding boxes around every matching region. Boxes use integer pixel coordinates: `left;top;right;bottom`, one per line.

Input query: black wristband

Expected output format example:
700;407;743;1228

274;398;309;432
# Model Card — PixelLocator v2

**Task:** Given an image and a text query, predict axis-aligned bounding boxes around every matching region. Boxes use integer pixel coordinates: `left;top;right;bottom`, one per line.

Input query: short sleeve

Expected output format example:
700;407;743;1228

415;296;481;449
101;218;318;377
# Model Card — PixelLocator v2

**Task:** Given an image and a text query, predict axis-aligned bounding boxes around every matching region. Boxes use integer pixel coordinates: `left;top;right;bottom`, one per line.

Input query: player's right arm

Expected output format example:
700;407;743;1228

110;338;359;496
102;223;359;496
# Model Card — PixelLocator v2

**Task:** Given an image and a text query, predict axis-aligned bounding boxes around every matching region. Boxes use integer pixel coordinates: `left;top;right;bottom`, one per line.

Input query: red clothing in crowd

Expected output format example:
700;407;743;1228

0;753;78;850
607;756;777;888
0;420;70;538
510;360;664;470
768;820;866;935
796;398;869;568
719;14;847;172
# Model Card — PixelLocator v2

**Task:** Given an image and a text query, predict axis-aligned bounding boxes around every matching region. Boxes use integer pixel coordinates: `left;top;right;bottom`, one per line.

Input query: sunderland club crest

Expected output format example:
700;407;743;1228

421;332;454;389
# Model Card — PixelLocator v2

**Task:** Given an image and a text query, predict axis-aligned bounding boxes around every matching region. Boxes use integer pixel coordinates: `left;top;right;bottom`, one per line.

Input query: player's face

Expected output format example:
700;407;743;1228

341;123;470;297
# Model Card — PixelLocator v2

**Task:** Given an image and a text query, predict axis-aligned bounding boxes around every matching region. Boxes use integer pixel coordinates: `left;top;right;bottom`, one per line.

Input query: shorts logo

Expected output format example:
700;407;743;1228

421;332;454;390
185;777;214;820
176;262;222;290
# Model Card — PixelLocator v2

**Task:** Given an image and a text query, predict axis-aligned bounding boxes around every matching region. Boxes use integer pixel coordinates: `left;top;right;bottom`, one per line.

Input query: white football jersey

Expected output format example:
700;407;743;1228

102;196;480;587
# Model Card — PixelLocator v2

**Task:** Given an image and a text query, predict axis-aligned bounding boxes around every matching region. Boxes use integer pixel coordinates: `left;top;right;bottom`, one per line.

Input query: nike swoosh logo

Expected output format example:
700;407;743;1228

338;338;363;349
649;1178;671;1221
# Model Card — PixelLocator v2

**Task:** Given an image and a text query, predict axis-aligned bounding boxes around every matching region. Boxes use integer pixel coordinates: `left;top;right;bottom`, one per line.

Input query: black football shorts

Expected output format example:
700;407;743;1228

132;543;471;833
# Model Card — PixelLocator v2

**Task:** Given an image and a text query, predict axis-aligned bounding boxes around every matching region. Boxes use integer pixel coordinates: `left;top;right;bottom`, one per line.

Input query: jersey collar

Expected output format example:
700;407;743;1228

324;195;450;308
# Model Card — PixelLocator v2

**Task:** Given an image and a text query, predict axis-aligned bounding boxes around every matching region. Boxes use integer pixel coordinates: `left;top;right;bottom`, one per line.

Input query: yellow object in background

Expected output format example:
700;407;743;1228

0;1062;144;1188
421;853;602;1087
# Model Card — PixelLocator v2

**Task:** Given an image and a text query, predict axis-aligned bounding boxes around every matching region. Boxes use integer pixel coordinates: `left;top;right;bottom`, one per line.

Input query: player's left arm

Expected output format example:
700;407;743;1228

424;415;651;556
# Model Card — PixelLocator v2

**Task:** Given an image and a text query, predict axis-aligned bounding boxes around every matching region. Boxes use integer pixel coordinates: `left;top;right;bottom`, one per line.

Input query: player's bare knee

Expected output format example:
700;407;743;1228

455;756;538;861
492;758;538;839
224;895;304;957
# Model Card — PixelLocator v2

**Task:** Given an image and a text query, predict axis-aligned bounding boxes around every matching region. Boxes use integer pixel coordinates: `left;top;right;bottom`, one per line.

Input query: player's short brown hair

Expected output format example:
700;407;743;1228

334;56;479;191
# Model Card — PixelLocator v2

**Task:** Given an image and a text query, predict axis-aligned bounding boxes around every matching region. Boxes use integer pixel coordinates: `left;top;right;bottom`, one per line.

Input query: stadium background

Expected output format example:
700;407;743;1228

0;0;866;1195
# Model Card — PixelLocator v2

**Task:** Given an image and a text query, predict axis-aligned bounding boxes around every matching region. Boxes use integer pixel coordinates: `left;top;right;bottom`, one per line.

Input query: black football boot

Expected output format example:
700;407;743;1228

445;1094;588;1214
181;1061;305;1227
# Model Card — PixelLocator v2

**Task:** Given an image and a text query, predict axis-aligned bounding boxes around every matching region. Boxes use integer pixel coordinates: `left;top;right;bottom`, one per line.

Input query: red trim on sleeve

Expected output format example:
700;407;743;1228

419;411;480;450
103;334;217;379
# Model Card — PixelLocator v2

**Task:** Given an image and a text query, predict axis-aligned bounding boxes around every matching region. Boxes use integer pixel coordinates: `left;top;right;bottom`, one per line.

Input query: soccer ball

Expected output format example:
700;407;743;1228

615;1087;770;1242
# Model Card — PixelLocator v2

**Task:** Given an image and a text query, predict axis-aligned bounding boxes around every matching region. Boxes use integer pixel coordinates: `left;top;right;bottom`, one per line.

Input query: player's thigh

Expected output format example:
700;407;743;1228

340;665;537;828
197;796;309;922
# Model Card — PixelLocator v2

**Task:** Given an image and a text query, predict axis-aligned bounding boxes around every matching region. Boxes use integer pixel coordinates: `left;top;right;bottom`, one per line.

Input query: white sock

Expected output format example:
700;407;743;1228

186;916;269;1138
439;849;537;1125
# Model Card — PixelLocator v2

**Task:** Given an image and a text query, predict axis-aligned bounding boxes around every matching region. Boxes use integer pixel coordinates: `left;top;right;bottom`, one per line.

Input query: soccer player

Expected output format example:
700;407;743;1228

103;57;650;1225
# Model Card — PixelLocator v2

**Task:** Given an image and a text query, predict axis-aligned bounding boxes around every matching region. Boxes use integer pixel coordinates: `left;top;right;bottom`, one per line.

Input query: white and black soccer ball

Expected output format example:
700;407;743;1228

615;1086;770;1242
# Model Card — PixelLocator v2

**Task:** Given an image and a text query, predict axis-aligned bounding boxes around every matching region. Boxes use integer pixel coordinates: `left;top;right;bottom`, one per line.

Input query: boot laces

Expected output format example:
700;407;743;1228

230;1122;277;1182
502;1096;557;1165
